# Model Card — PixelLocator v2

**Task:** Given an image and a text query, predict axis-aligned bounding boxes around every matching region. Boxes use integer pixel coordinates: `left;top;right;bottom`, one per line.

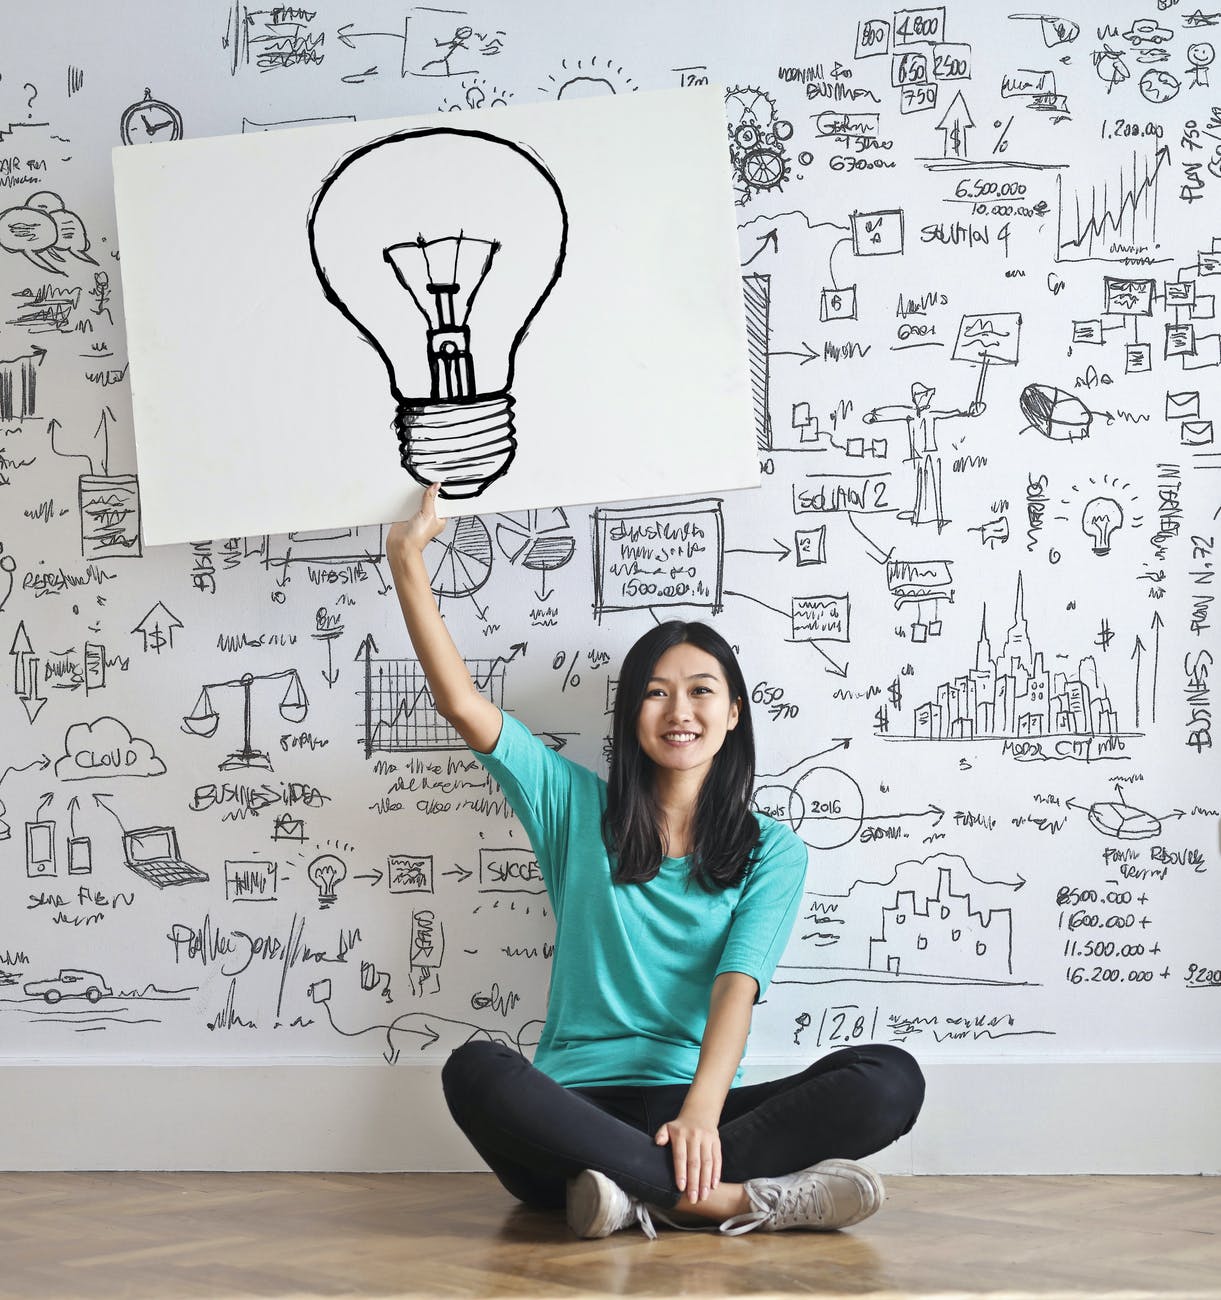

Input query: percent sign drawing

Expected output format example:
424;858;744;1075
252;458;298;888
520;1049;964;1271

552;650;581;691
992;116;1013;154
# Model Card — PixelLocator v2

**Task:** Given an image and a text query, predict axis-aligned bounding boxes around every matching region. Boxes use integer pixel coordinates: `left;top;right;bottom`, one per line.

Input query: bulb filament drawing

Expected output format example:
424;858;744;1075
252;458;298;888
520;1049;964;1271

308;127;568;500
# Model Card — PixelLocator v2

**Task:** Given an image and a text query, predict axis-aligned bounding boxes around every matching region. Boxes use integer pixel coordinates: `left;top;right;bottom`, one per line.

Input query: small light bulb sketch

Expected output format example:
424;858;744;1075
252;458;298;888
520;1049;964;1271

308;128;568;499
307;853;347;907
1081;496;1124;555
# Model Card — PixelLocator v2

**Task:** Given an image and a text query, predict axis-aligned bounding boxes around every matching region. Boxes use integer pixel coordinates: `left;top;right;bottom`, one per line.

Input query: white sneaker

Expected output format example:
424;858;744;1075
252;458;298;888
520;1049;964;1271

566;1169;658;1240
719;1159;885;1235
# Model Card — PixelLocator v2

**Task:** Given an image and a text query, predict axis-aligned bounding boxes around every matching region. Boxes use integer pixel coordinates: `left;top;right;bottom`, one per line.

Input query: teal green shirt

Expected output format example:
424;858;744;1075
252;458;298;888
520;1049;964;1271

472;712;808;1088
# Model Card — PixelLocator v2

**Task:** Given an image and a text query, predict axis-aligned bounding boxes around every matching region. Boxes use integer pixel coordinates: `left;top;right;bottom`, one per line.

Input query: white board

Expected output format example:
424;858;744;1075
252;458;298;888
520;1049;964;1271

0;0;1219;1175
111;88;759;543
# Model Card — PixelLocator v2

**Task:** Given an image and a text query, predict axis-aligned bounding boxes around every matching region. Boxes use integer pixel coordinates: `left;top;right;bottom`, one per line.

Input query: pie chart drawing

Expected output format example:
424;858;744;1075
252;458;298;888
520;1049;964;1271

1087;797;1161;840
425;515;494;598
495;508;577;574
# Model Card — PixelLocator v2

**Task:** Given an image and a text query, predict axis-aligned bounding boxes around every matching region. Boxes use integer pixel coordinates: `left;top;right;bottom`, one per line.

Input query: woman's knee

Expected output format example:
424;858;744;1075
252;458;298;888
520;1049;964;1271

440;1038;521;1112
863;1044;926;1128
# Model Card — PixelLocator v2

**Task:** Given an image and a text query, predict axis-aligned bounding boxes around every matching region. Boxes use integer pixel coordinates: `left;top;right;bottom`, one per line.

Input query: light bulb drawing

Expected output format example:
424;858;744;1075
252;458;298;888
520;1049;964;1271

308;127;568;500
307;853;347;907
182;669;308;770
1081;496;1124;555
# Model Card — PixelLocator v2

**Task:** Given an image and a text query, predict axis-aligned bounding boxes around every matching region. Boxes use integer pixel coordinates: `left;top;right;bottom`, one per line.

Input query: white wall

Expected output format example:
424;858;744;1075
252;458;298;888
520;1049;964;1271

1;0;1218;1172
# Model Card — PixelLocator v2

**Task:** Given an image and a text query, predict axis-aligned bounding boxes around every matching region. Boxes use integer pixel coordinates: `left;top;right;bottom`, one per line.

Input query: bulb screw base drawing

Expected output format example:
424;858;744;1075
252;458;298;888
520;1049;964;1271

395;392;515;498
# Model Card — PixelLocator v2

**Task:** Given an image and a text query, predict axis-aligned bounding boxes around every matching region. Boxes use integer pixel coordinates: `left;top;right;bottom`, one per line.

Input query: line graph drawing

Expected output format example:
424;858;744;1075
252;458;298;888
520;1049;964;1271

1056;147;1169;263
357;637;508;755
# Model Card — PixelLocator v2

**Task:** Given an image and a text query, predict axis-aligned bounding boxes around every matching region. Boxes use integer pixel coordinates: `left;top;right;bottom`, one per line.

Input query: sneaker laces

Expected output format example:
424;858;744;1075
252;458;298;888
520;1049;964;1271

718;1177;831;1235
633;1201;658;1240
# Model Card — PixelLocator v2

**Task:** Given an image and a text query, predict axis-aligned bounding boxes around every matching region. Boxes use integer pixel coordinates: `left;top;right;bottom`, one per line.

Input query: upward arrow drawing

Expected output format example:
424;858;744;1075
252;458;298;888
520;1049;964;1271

937;91;974;159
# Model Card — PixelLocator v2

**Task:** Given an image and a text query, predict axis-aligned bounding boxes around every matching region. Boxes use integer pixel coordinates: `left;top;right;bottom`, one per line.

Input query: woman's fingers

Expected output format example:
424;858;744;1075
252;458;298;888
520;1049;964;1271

672;1132;688;1192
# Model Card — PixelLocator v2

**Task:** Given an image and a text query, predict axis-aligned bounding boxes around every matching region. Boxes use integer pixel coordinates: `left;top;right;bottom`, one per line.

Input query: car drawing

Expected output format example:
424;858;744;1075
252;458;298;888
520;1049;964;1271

23;968;113;1004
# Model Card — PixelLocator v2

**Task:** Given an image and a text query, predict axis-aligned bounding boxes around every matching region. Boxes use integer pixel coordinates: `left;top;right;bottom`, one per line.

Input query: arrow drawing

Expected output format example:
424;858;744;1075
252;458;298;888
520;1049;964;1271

132;602;182;654
937;90;974;160
1150;609;1162;723
9;620;45;722
336;19;409;76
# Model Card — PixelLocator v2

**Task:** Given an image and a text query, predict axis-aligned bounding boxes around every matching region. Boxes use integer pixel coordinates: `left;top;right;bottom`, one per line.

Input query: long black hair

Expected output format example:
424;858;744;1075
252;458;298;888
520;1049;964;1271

602;621;761;892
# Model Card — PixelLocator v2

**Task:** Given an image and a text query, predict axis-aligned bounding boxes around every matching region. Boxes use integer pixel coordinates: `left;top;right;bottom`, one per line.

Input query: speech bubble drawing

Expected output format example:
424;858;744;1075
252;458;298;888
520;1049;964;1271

0;192;98;275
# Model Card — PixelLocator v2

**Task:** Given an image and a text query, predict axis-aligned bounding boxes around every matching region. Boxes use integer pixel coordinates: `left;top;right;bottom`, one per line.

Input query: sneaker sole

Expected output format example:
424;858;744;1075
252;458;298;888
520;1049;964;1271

566;1169;618;1238
810;1159;886;1228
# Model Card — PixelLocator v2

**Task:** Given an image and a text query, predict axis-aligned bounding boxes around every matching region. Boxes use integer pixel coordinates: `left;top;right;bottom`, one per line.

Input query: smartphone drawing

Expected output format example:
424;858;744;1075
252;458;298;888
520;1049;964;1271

25;821;55;878
68;836;93;875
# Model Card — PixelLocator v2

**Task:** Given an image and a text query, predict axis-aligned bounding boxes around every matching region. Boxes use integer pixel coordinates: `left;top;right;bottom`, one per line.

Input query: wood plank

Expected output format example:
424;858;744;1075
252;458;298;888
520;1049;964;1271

1;1172;1219;1299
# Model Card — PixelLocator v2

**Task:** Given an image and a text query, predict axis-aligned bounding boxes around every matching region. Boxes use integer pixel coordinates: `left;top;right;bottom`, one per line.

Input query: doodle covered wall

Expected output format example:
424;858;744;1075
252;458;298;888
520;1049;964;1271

1;1;1218;1172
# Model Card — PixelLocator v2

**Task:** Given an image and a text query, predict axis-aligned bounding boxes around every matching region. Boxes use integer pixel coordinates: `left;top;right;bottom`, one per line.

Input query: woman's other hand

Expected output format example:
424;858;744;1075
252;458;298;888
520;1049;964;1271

655;1110;722;1204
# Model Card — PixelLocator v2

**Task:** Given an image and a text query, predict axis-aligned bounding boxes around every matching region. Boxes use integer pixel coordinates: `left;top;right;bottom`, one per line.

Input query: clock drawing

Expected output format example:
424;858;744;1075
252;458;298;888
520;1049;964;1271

120;89;183;145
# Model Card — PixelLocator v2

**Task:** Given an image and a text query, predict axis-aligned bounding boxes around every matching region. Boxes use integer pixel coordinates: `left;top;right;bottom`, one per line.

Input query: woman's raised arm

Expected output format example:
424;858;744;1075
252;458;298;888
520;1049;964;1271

385;483;503;755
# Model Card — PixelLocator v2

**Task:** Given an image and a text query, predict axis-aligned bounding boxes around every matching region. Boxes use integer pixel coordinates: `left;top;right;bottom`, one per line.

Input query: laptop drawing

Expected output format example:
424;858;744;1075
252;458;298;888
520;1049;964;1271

122;826;209;888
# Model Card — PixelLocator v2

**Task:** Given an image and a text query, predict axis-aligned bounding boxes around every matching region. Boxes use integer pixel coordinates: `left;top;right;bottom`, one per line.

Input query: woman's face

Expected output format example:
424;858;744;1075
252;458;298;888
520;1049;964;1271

634;642;741;780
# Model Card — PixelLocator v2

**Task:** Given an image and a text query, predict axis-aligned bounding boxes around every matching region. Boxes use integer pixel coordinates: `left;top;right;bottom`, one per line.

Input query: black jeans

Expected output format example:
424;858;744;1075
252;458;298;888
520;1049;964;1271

441;1039;925;1210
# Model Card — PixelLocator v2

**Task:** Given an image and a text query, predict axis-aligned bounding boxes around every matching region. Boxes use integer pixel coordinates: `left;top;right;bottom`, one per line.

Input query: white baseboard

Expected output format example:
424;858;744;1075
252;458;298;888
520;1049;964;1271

2;1059;1219;1173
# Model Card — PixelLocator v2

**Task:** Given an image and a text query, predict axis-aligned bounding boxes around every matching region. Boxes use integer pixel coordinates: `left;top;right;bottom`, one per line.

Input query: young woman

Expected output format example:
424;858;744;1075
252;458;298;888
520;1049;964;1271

387;484;925;1239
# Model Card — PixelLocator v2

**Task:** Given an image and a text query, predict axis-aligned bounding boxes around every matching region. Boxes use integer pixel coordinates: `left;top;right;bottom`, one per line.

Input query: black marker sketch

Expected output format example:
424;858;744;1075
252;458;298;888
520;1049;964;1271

726;87;794;204
1056;148;1168;263
225;861;278;901
273;813;306;842
79;473;140;559
132;602;182;654
23;968;112;1004
495;509;575;601
388;854;434;893
936;89;973;159
6;284;81;333
777;855;1027;988
358;636;511;755
336;17;410;77
307;853;346;907
222;4;325;75
1072;784;1175;840
67;66;85;97
183;669;309;770
0;192;97;276
262;524;388;589
312;605;343;687
742;272;773;447
10;621;46;722
591;500;724;623
439;78;512;111
242;115;356;133
1139;69;1181;103
1093;43;1131;93
123;826;209;888
118;89;183;145
1187;42;1215;88
863;380;985;530
65;796;92;875
26;817;55;877
55;716;166;780
0;344;45;419
1019;384;1092;441
538;55;637;100
309;128;567;499
1124;19;1173;57
884;573;1127;759
1007;14;1079;47
0;545;17;613
1080;496;1124;555
410;907;443;994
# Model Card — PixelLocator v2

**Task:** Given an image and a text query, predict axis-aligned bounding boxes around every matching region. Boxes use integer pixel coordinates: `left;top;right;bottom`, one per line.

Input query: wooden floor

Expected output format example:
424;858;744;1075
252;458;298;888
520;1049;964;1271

2;1172;1219;1299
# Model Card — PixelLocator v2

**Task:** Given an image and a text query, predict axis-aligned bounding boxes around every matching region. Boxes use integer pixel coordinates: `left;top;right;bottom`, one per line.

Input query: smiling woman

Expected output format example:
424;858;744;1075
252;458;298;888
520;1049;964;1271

384;484;925;1243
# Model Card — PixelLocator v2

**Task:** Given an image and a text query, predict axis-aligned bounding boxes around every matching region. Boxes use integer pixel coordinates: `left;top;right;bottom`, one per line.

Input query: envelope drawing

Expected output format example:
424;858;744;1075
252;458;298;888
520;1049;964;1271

1166;391;1201;420
1180;420;1215;446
